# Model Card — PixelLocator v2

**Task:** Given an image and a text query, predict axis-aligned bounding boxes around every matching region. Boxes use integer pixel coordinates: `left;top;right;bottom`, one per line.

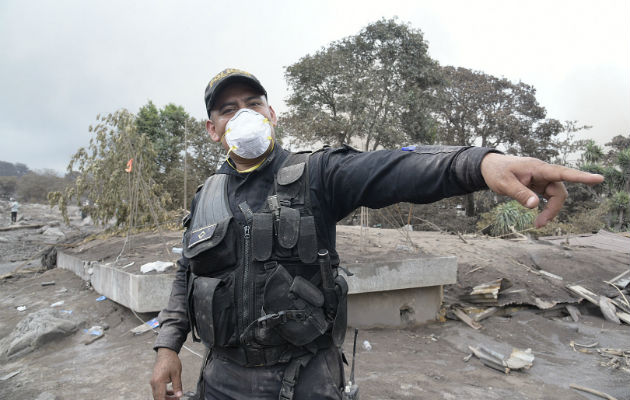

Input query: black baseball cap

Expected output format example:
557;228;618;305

204;68;267;117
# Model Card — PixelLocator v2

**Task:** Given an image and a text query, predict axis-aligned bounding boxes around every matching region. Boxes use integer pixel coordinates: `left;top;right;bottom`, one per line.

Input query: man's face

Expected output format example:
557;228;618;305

206;82;277;152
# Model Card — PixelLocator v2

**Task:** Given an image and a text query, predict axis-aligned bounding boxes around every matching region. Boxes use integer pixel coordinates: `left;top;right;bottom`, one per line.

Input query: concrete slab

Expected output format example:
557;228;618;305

57;251;175;313
58;249;457;327
342;256;456;328
343;256;457;294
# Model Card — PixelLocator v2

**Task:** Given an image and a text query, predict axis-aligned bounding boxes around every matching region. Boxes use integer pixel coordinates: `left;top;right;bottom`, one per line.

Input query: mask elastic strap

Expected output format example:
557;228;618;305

226;137;275;174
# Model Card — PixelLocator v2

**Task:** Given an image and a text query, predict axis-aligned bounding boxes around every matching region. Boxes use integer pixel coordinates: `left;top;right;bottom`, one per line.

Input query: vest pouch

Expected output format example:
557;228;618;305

331;274;349;347
263;264;328;347
184;217;238;276
189;272;237;348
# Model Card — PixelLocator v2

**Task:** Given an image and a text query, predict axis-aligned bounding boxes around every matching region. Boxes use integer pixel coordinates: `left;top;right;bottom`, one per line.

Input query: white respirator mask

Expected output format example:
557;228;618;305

223;108;273;160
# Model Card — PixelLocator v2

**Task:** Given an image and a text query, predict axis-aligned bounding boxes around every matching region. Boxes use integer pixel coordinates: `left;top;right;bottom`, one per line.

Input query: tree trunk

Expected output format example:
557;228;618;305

465;193;475;217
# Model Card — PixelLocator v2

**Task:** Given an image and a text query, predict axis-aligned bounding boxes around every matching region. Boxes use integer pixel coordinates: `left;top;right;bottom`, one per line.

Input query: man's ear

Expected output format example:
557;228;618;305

206;119;221;142
269;105;278;126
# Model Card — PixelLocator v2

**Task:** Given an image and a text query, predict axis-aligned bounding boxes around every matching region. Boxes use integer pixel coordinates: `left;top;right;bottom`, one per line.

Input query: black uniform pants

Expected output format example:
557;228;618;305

203;346;344;400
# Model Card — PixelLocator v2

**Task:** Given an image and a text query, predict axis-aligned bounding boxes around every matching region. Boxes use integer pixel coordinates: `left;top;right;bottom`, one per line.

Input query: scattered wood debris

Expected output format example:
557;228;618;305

607;269;630;290
460;278;512;305
452;307;482;330
569;384;618;400
567;285;630;325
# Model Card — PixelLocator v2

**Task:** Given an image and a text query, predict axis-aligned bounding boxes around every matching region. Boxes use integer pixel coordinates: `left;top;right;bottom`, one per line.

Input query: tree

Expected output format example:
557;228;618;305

551;121;592;166
433;66;562;160
282;18;440;150
49;109;171;227
17;170;66;203
432;66;565;216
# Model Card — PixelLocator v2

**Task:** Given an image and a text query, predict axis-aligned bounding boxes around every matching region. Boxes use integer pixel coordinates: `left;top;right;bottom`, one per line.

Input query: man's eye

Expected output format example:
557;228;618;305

221;108;236;115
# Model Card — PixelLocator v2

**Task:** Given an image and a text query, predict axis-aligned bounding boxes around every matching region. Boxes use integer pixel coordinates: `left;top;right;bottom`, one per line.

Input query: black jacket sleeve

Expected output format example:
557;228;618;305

153;257;190;353
309;145;497;222
153;194;202;352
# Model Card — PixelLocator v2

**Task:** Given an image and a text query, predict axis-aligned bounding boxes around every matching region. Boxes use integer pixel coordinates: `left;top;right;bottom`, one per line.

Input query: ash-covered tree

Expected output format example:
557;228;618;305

49;110;171;228
432;66;567;216
433;66;563;160
281;18;440;150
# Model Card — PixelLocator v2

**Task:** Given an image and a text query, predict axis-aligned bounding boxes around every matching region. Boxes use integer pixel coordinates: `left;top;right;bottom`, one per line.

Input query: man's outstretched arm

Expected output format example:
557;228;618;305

480;153;604;228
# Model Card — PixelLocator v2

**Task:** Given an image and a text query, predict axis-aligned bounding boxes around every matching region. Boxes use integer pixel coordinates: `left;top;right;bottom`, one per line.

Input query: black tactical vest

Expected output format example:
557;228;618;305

182;152;348;369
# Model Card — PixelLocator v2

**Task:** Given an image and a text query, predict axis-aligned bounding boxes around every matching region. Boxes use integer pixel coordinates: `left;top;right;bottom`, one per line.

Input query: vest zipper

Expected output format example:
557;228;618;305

242;224;252;327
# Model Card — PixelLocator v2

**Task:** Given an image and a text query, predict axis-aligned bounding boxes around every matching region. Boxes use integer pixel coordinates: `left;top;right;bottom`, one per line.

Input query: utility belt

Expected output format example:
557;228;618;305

187;260;348;367
213;335;333;368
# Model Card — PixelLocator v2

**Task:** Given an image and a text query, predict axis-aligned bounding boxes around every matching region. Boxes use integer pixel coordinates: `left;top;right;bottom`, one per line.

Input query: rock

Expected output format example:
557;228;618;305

0;236;8;243
41;227;65;239
0;309;80;359
35;392;58;400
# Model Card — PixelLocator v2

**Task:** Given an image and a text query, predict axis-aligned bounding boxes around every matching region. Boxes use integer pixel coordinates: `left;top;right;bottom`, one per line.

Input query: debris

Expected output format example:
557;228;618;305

140;261;174;273
16;305;27;312
0;370;21;381
56;287;68;293
84;326;104;336
41;281;55;286
130;317;160;335
569;340;599;353
50;301;64;307
607;269;630;289
0;224;44;232
172;247;183;255
83;333;104;345
460;278;513;305
95;295;106;302
465;265;486;275
463;353;473;362
362;340;372;351
569;384;618;400
533;297;557;310
472;307;499;322
599;296;621;324
538;270;563;280
567;285;629;324
565;305;581;322
505;348;534;370
468;345;535;374
452;307;482;330
457;232;467;244
121;262;135;269
60;310;73;315
468;345;508;373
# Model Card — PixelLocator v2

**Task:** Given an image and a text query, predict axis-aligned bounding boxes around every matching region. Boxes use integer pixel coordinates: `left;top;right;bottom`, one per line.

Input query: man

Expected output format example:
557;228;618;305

10;198;19;224
151;68;603;400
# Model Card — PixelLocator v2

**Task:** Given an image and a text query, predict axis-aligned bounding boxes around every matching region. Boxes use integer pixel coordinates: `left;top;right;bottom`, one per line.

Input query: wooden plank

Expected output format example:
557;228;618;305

453;308;482;330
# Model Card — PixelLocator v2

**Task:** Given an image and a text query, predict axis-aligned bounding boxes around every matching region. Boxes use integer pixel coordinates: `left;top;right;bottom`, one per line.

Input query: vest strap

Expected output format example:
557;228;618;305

278;353;314;400
252;213;273;261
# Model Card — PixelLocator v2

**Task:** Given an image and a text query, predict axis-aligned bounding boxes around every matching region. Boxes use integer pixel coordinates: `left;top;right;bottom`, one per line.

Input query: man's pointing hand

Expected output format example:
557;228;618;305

480;153;604;228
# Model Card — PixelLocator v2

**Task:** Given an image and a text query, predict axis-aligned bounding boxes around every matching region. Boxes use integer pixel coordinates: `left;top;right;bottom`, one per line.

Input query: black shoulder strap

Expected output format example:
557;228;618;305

189;174;231;232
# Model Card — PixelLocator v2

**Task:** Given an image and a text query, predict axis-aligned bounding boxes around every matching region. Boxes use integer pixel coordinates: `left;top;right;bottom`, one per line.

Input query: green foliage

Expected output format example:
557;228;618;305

49;109;172;227
282;18;440;150
477;200;536;237
135;101;224;209
609;190;630;211
581;139;604;164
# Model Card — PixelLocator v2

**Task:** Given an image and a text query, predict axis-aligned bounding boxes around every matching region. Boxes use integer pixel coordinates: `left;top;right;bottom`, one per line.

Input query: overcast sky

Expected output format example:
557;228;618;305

1;0;628;173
